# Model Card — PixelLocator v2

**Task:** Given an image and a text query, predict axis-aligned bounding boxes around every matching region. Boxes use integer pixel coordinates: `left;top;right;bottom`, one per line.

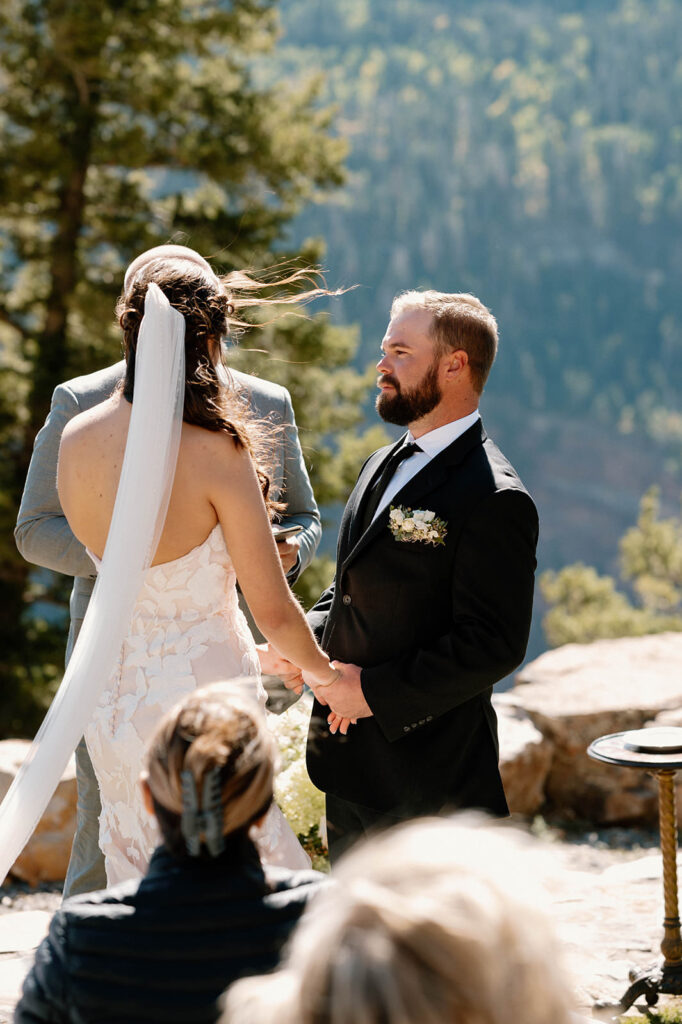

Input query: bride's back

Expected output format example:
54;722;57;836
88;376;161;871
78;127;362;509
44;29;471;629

58;389;235;566
57;249;273;567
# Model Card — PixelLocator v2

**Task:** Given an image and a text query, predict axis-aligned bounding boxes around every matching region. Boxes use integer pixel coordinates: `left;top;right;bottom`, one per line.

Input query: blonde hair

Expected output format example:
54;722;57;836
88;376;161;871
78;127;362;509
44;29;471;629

145;682;278;857
391;290;498;393
224;816;576;1024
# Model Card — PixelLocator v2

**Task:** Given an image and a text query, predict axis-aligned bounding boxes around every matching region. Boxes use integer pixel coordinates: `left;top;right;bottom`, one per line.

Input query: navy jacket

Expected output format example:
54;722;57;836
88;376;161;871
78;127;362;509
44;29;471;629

16;843;324;1024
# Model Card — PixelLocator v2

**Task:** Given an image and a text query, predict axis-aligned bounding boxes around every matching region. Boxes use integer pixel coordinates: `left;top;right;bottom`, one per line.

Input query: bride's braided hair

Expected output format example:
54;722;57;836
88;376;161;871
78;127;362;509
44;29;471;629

145;683;278;860
117;255;327;516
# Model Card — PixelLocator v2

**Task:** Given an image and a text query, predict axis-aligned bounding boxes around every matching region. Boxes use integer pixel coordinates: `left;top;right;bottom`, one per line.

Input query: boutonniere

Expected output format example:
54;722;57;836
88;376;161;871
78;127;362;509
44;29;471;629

388;506;447;546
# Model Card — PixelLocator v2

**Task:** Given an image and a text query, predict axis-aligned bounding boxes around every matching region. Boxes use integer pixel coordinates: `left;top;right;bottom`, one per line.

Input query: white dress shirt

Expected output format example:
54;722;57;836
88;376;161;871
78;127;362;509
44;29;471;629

371;409;481;523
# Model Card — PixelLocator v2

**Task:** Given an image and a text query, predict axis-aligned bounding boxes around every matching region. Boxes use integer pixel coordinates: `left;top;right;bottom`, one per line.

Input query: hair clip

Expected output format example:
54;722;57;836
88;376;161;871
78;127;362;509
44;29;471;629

180;767;225;857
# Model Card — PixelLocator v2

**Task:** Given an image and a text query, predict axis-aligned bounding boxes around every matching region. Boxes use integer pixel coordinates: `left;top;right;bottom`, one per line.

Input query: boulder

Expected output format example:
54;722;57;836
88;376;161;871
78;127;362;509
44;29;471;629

0;740;77;885
652;707;682;729
503;632;682;825
494;699;553;816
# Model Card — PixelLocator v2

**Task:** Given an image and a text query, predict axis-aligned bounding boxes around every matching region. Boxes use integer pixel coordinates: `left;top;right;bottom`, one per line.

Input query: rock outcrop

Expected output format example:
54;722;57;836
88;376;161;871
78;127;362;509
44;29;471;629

495;700;553;816
0;741;76;885
500;632;682;824
499;630;679;823
2;631;682;886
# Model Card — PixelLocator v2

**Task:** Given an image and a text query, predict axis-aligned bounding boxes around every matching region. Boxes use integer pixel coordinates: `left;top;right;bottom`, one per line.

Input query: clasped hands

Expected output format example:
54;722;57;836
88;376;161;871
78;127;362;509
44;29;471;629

256;645;372;735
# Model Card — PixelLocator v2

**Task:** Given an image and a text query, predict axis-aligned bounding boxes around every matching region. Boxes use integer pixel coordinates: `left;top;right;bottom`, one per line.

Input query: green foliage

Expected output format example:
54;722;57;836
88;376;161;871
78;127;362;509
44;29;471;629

541;488;682;646
228;310;386;507
228;306;388;609
265;0;682;447
293;554;335;613
621;1007;682;1024
299;823;330;873
0;0;356;735
271;692;326;845
0;0;345;403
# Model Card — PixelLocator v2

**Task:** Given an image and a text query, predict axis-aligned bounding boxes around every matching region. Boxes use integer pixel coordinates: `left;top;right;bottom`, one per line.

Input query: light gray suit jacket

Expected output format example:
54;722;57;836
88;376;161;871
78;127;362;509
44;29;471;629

16;360;320;897
15;360;321;648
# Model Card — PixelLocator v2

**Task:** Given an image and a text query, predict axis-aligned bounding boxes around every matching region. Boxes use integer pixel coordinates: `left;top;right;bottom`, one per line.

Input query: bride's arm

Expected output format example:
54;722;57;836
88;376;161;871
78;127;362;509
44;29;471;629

207;434;336;686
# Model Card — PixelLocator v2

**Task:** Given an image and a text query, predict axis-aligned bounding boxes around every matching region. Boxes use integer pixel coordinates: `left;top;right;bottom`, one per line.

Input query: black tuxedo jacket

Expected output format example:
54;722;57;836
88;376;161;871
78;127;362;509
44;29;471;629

306;419;539;817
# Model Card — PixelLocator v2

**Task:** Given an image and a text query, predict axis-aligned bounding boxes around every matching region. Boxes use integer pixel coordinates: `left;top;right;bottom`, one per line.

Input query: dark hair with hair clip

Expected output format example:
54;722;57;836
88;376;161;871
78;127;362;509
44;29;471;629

116;254;339;518
145;683;278;861
116;256;282;515
180;767;225;857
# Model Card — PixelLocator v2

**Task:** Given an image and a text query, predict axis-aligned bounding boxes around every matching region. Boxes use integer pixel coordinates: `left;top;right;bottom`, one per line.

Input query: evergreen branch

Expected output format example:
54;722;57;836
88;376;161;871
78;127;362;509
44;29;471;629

0;305;28;339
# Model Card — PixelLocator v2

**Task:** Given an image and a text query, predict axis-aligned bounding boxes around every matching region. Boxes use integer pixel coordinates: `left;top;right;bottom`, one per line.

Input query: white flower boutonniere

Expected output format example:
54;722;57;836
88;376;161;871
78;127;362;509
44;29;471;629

388;506;447;546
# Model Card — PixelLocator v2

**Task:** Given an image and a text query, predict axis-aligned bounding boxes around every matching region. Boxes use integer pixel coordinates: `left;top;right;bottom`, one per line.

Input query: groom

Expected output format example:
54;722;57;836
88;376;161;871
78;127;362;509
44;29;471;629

302;289;539;861
15;246;321;896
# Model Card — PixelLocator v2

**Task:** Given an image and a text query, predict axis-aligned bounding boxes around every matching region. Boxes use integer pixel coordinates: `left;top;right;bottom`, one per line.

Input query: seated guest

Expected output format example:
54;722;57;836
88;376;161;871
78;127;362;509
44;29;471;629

224;816;578;1024
15;683;324;1024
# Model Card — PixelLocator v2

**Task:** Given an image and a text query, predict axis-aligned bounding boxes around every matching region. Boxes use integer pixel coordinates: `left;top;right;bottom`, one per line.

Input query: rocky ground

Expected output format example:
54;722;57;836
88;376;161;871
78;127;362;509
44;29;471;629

0;881;62;1022
1;823;681;1021
0;883;62;917
534;823;670;1014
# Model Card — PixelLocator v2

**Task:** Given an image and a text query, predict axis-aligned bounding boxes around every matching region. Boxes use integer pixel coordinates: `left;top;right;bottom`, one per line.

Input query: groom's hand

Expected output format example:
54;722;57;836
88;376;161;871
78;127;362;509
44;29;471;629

320;662;373;725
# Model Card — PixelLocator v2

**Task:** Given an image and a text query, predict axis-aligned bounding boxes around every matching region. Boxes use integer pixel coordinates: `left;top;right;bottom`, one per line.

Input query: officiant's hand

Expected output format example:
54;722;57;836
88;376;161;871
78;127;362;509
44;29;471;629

256;643;304;693
276;536;301;574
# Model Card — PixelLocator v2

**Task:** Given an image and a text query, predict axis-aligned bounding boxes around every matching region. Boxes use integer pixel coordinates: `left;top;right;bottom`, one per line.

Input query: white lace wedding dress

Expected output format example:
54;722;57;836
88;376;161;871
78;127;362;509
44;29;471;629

84;523;310;885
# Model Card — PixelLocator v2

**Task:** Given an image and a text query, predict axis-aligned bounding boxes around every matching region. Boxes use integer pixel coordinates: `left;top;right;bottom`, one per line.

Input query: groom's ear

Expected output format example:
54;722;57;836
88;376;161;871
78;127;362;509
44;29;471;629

443;348;469;380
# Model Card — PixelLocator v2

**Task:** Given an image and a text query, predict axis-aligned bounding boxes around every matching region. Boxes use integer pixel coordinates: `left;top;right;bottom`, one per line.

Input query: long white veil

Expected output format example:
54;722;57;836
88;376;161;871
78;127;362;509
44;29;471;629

0;283;185;884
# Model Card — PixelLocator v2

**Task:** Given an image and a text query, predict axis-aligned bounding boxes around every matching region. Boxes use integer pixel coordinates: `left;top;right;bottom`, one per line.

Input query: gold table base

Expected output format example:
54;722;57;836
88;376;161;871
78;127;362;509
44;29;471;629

587;736;682;1016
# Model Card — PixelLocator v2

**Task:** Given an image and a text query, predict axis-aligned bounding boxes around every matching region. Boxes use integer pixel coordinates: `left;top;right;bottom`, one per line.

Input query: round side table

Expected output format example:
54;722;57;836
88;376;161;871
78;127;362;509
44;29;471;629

588;729;682;1014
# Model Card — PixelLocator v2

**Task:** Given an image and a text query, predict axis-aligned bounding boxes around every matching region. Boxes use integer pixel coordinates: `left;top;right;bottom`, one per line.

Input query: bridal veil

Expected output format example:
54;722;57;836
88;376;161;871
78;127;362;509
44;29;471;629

0;281;185;883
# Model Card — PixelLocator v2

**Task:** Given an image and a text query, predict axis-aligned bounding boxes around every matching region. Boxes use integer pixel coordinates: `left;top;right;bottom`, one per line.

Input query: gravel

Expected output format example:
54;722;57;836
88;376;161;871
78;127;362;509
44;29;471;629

0;823;665;914
0;881;62;916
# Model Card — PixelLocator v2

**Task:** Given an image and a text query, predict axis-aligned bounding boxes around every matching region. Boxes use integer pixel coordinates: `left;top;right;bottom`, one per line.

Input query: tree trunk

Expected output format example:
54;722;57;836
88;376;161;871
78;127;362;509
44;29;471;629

26;98;97;452
2;86;99;728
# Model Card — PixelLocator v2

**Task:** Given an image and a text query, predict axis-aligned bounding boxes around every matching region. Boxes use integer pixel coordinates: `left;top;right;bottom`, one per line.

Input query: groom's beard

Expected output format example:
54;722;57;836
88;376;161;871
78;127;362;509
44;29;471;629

376;359;442;426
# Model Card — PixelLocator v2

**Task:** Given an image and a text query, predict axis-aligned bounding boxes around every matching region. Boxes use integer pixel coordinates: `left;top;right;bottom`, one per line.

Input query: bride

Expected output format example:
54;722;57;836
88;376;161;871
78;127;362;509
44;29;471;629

0;246;339;886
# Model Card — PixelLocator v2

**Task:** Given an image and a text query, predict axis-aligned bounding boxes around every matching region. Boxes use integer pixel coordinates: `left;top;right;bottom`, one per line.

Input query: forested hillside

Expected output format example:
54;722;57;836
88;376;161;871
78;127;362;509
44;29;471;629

273;0;682;435
262;0;682;655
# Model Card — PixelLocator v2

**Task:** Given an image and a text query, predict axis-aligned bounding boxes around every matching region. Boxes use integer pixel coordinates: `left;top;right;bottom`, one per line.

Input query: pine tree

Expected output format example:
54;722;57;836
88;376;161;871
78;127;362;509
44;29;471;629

0;0;374;735
227;310;388;608
541;488;682;647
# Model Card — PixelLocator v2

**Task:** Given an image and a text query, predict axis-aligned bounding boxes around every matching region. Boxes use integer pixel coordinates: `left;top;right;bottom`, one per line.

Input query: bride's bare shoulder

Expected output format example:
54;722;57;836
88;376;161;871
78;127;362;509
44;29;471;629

183;422;242;459
60;394;123;451
181;422;252;486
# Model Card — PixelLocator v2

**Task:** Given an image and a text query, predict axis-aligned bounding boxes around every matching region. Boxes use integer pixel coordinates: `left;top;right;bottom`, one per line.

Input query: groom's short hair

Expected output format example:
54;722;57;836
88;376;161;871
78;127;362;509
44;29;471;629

391;290;498;394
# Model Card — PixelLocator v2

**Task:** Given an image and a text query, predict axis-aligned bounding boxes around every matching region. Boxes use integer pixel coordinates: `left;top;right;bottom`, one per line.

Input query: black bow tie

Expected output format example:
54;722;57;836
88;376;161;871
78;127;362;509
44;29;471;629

361;441;422;531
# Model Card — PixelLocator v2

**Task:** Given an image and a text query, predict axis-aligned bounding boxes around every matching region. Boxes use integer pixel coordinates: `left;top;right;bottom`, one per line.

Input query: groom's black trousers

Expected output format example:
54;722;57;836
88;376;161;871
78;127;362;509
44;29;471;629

325;792;512;865
325;794;409;864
